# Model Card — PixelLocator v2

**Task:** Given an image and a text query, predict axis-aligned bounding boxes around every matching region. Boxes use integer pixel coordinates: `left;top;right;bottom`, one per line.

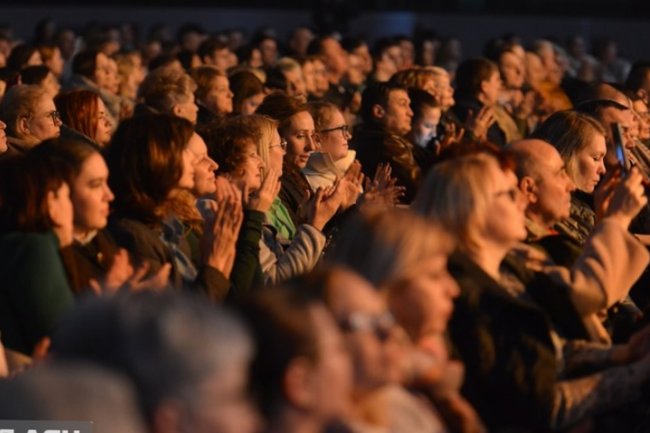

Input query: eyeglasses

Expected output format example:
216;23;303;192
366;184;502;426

494;187;520;202
338;311;395;342
46;110;61;124
318;124;352;138
269;139;288;151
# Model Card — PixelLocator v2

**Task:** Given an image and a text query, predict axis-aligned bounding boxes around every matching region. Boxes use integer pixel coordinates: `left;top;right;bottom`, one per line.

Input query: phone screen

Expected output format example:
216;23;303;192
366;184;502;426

611;122;628;175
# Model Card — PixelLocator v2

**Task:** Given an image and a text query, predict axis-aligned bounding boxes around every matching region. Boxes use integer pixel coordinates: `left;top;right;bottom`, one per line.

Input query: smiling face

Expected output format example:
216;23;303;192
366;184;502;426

71;152;114;237
284;111;318;170
187;133;219;197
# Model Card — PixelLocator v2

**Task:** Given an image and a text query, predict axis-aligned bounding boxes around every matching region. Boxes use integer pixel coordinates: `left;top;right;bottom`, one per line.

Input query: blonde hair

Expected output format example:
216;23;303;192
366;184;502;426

532;110;606;184
413;153;499;252
331;208;455;289
246;114;279;178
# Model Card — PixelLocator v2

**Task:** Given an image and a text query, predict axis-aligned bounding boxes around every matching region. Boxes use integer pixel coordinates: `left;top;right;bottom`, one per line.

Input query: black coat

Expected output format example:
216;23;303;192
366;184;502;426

447;250;559;433
351;125;421;204
452;96;507;147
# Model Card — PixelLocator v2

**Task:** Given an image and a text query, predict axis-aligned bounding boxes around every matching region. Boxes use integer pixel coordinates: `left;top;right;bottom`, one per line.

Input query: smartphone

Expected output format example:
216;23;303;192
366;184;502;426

611;122;629;176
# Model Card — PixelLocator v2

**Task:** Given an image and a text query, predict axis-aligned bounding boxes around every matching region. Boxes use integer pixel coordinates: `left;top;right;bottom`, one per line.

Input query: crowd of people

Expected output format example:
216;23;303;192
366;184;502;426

2;17;650;433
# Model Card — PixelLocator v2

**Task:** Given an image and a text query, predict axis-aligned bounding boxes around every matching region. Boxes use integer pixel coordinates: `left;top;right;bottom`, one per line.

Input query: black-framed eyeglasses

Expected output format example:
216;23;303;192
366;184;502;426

318;124;351;138
270;139;288;151
337;311;395;342
46;110;61;124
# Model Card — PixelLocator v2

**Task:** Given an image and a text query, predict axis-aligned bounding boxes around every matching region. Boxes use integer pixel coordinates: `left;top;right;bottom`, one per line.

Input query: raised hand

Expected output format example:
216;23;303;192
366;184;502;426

244;167;281;213
362;163;406;209
339;160;364;209
439;122;465;154
600;167;647;229
465;105;495;140
89;249;172;295
200;193;244;278
303;184;343;230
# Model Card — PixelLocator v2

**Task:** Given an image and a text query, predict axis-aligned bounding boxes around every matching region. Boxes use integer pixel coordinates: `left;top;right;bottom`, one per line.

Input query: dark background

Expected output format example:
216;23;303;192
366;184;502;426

2;0;650;17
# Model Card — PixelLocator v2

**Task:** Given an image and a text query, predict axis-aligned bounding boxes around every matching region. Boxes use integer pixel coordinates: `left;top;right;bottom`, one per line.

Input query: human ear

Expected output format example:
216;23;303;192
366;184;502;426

17;116;31;136
520;176;538;204
372;104;385;120
172;104;183;118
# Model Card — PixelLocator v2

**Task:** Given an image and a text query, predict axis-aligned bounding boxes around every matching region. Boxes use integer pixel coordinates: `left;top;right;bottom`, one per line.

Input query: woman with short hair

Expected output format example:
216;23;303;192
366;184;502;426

0;84;61;157
0;148;74;355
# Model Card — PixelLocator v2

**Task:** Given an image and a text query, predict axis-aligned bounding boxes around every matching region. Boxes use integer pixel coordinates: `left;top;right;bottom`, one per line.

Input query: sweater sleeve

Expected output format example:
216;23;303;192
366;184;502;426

194;265;231;303
227;210;265;302
261;223;326;285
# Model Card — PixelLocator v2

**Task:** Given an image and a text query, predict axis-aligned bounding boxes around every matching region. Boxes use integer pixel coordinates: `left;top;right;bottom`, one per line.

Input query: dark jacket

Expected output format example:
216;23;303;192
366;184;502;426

279;166;312;227
451;96;507;147
447;250;558;433
61;229;121;295
351;125;421;203
228;210;265;303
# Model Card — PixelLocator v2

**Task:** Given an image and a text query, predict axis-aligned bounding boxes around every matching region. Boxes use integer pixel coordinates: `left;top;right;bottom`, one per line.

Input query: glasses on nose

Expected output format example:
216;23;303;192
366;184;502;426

318;124;352;139
46;110;61;125
338;311;395;342
494;187;520;202
269;139;288;152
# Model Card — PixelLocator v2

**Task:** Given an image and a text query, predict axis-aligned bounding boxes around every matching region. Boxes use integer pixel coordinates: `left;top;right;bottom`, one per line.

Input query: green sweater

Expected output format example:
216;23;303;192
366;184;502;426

0;231;74;355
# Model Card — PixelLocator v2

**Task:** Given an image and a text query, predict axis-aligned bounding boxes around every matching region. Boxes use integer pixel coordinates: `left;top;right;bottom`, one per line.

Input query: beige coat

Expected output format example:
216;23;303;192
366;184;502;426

521;217;649;343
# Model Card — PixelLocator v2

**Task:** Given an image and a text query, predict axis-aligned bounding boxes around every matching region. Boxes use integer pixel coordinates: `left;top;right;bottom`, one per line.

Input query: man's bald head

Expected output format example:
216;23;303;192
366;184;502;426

507;138;575;227
508;138;561;180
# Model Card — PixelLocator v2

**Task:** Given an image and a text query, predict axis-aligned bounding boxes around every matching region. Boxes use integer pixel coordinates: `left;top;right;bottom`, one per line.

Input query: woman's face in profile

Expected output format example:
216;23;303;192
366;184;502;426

570;133;607;193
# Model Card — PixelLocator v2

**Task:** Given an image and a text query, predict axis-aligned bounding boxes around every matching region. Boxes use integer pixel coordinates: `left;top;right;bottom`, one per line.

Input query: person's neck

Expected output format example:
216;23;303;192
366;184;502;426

73;228;98;245
526;208;556;231
465;242;508;280
373;68;393;82
266;409;323;433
